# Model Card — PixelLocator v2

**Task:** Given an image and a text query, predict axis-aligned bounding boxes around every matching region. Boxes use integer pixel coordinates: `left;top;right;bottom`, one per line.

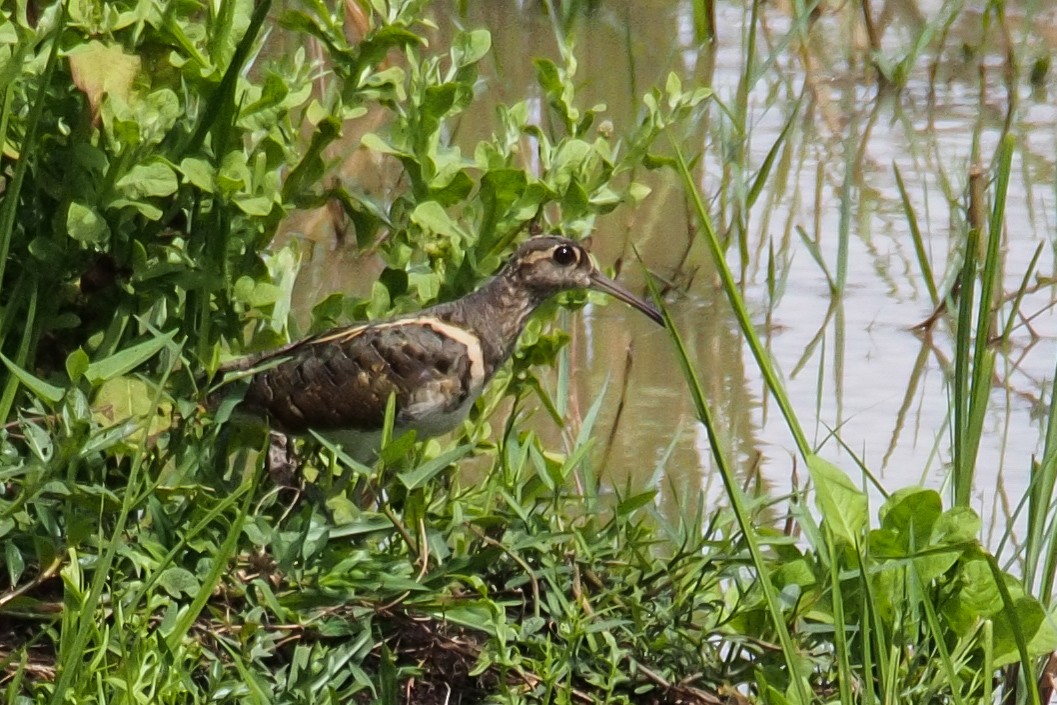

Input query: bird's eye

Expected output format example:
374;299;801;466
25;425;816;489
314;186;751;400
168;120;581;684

552;245;578;266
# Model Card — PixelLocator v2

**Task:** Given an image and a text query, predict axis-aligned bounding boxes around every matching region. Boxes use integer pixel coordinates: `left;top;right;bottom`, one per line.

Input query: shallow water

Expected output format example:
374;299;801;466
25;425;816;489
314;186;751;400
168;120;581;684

289;1;1057;540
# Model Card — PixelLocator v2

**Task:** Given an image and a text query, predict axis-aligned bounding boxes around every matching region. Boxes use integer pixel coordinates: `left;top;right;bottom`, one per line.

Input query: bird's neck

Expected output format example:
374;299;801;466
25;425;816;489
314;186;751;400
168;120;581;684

432;273;542;379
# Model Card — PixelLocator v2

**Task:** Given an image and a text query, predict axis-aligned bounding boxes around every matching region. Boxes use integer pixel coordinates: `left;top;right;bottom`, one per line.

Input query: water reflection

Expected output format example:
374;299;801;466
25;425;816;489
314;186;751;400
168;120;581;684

287;1;1057;536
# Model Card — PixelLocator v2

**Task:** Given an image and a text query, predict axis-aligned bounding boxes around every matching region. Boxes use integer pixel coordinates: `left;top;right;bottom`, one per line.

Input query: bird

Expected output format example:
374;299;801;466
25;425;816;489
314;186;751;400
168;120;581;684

214;235;665;458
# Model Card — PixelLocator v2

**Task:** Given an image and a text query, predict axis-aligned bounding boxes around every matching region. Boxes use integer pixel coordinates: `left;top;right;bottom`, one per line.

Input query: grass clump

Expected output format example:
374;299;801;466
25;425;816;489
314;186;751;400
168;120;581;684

1;2;1056;705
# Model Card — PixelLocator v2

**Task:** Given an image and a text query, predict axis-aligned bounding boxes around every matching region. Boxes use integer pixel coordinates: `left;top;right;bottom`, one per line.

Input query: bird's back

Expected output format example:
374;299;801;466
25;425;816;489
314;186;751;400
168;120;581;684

239;316;487;439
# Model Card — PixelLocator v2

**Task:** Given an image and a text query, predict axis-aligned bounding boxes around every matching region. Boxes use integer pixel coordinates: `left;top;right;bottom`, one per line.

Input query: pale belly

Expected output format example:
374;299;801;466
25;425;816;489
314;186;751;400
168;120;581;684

318;392;478;462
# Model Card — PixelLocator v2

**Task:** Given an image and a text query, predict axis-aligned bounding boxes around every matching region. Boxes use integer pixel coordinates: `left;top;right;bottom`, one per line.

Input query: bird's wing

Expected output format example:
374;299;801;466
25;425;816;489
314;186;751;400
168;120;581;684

238;319;483;435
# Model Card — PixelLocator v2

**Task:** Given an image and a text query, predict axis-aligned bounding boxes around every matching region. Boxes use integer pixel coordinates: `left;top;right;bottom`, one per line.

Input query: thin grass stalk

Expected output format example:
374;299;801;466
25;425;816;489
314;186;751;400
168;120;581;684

166;473;258;651
730;0;761;268
999;242;1043;343
893;161;939;306
860;0;882;66
45;340;187;700
0;9;63;304
622;3;638;104
122;462;262;610
48;429;151;700
665;142;817;702
178;0;272;159
835;125;855;294
950;220;979;508
1027;361;1057;602
827;537;854;704
853;551;879;704
3;655;28;701
955;135;1013;508
218;637;271;704
0;275;36;422
646;276;811;704
692;0;716;43
794;225;835;291
747;97;802;211
881;340;931;470
985;553;1041;705
0;30;54;418
915;566;968;704
829;428;887;497
670;140;812;459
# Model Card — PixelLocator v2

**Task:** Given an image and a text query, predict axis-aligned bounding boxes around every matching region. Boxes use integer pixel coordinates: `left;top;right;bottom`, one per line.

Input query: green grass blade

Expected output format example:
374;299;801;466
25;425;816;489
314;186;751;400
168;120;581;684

747;95;802;211
795;225;836;293
645;272;812;705
956;134;1014;507
893;161;939;306
165;475;258;652
985;553;1041;705
828;536;854;705
670;137;811;459
1027;339;1057;601
0;9;64;300
951;226;979;507
999;242;1042;343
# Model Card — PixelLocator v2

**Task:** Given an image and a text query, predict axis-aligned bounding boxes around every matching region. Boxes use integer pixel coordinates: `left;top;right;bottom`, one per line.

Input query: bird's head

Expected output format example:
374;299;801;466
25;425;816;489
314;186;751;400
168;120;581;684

503;236;665;326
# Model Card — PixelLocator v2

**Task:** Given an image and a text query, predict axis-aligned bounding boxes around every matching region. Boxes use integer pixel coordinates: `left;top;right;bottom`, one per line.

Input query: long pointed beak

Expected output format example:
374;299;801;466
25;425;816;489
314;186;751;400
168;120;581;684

588;271;666;327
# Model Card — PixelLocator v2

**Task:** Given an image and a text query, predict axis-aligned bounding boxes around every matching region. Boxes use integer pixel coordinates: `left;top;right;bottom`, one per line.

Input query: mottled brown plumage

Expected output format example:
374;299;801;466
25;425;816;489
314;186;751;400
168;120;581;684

218;236;663;452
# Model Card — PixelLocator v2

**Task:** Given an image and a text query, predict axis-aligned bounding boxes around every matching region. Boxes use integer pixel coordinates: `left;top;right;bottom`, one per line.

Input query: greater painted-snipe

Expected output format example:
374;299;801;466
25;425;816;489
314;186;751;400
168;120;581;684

217;236;664;455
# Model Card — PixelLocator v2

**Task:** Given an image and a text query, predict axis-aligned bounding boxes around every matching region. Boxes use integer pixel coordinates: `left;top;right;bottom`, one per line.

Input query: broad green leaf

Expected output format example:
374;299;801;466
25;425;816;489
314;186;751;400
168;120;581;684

879;487;941;539
871;487;972;582
0;352;64;403
178;157;215;192
551;139;592;183
5;541;25;585
84;329;177;385
379;430;417;465
943;556;1001;634
234;195;274;216
362;66;407;100
141;89;181;139
158;567;200;598
23;420;54;461
115;162;178;199
92;377;170;432
808;454;867;546
241;71;289;116
411;201;465;239
108;198;163;220
422;84;458;120
233;278;282;308
934;506;981;544
452;29;491;67
68;40;140;113
428;602;497;635
66;202;110;243
65;348;90;382
665;71;683;108
361;131;409;157
992;595;1048;667
218;151;251;193
627;182;652;203
534;58;562;96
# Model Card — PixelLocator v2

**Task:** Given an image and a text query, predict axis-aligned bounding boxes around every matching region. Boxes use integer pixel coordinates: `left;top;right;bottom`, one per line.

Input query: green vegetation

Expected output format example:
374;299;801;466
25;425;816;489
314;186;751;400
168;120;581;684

1;1;1055;704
